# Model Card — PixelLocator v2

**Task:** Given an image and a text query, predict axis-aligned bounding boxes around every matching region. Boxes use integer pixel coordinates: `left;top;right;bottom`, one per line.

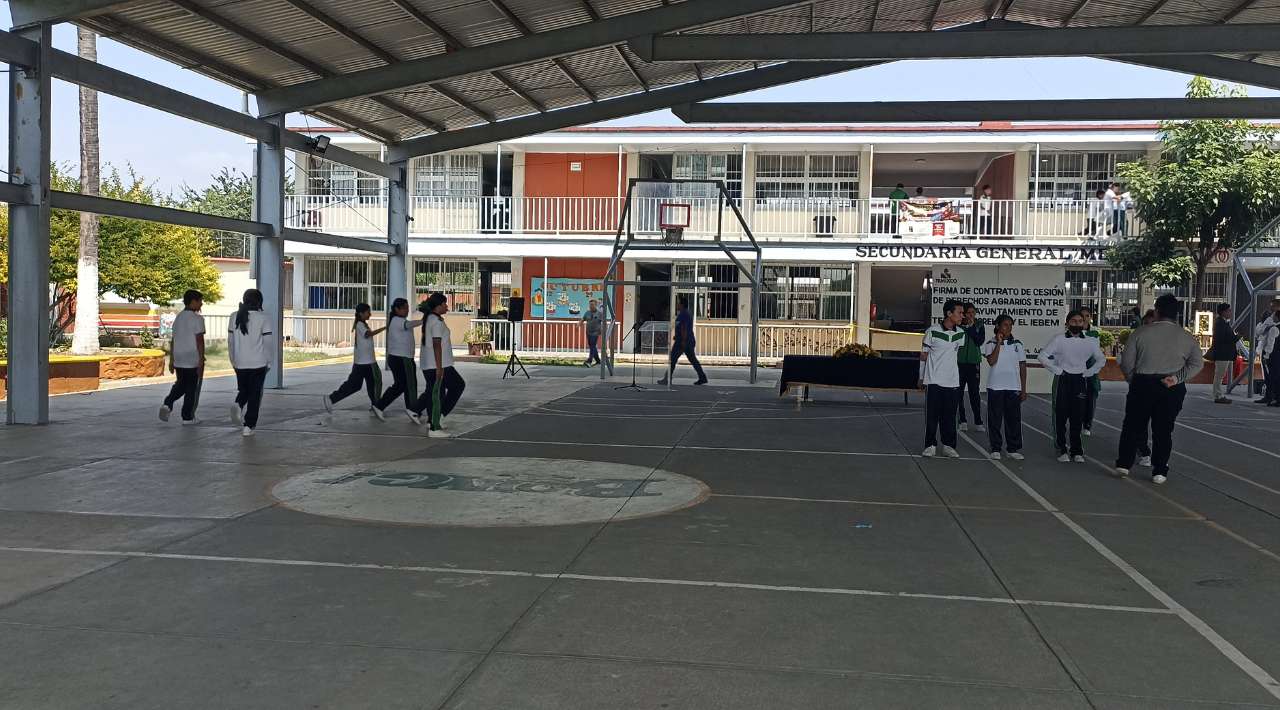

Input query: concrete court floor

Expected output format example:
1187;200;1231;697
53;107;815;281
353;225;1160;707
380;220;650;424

2;361;1280;709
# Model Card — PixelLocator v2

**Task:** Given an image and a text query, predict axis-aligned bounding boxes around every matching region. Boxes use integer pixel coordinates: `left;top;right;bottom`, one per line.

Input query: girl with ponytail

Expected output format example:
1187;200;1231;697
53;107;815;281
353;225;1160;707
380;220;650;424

372;296;425;423
227;288;271;436
321;303;386;417
410;292;466;437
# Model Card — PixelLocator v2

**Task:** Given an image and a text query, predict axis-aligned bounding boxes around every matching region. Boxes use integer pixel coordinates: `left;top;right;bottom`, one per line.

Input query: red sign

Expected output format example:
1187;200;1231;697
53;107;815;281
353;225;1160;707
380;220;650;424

932;222;946;237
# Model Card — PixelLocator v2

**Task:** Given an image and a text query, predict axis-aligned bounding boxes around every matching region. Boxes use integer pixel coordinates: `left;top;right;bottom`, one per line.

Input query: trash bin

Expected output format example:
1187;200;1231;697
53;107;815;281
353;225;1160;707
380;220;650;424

813;214;836;238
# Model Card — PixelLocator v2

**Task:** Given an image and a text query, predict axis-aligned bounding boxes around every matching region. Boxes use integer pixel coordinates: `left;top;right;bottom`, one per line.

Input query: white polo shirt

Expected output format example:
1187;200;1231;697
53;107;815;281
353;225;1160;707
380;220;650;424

353;321;376;366
386;315;417;358
921;324;964;388
228;310;272;370
170;310;205;369
420;316;454;370
980;337;1026;391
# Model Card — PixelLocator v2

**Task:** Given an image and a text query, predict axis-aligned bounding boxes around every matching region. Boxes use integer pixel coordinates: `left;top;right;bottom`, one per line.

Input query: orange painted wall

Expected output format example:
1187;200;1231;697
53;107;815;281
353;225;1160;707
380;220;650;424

523;153;625;198
518;258;625;349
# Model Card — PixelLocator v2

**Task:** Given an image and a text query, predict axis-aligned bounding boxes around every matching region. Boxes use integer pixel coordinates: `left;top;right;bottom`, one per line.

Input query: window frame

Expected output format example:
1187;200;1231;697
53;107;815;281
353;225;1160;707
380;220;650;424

413;258;479;315
413;153;482;198
305;257;388;312
760;263;854;322
755;153;859;202
674;261;741;320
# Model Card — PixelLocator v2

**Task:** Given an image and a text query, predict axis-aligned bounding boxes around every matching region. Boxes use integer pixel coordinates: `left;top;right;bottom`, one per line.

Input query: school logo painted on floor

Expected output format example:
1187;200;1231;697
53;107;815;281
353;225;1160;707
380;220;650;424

271;457;709;526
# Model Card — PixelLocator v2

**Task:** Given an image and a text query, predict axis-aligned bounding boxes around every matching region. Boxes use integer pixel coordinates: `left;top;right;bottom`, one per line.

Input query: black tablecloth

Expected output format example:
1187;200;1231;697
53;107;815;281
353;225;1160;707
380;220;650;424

779;355;919;396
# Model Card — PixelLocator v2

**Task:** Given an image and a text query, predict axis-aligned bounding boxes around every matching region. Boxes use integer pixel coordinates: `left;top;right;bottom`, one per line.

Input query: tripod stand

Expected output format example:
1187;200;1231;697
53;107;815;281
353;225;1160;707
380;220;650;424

615;322;644;391
503;349;529;380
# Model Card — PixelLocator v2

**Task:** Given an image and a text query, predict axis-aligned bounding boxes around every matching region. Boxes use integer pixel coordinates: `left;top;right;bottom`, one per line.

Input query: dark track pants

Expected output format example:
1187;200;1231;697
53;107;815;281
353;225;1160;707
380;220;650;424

1117;374;1186;476
163;367;202;421
1054;373;1088;456
233;366;268;429
668;343;707;382
412;367;466;427
329;363;381;407
986;389;1022;453
925;384;960;449
957;363;982;425
374;356;417;412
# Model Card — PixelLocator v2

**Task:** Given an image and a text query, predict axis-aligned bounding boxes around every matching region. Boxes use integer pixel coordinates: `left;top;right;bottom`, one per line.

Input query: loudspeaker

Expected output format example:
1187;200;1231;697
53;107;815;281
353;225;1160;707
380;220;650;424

508;297;525;323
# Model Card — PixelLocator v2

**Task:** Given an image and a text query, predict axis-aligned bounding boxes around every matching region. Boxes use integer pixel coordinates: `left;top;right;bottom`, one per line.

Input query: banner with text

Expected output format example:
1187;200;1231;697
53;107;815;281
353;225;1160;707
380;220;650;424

531;277;604;320
930;265;1066;355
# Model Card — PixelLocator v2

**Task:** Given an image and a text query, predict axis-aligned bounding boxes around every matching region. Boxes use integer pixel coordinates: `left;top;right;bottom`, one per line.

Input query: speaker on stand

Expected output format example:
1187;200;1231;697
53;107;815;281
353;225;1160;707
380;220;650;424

503;297;529;380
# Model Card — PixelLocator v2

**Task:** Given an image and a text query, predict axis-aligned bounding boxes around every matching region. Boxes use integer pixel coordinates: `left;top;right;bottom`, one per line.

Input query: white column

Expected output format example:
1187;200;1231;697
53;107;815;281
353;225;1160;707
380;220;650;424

388;161;410;307
291;254;307;343
860;147;874;235
855;261;873;346
5;24;52;424
255;115;286;389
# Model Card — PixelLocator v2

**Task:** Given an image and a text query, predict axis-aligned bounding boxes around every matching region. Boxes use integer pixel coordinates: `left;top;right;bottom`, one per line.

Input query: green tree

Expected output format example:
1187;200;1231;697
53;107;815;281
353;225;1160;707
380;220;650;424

1109;77;1280;309
178;167;254;259
1;164;222;344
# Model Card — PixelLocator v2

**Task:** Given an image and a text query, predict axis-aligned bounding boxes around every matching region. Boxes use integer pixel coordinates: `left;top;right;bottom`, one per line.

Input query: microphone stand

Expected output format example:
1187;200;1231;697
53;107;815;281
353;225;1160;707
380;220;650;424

615;321;645;391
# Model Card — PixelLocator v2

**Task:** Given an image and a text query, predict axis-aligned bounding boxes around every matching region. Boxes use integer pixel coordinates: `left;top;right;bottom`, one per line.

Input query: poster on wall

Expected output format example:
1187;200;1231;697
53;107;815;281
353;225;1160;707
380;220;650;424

531;278;604;319
929;265;1066;355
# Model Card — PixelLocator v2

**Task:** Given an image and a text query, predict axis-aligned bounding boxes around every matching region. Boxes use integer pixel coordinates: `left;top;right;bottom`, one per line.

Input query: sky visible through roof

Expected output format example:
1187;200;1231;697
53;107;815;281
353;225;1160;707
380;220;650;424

2;8;1278;193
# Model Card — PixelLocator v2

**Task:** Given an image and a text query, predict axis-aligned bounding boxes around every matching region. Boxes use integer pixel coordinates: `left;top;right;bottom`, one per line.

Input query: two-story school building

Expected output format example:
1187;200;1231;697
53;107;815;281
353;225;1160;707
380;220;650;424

269;121;1234;359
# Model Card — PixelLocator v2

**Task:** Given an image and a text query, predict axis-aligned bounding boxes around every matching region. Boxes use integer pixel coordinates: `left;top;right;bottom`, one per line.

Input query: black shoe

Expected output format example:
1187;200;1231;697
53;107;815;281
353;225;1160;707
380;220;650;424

1258;399;1274;405
694;378;708;386
1270;402;1280;408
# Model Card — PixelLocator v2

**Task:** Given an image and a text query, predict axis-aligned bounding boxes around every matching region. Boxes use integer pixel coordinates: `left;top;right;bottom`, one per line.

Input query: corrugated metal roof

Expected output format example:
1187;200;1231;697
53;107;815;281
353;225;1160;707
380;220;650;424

72;0;1280;145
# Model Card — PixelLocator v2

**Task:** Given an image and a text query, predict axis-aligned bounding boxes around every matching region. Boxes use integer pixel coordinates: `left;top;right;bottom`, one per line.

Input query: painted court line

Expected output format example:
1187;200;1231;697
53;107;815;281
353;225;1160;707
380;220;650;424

0;545;1171;616
1088;400;1280;461
711;493;1199;520
460;437;989;460
958;430;1280;702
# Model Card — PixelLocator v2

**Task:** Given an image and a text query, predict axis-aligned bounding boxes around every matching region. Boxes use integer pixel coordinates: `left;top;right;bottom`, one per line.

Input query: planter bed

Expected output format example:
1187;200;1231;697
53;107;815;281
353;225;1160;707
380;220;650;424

1;349;165;398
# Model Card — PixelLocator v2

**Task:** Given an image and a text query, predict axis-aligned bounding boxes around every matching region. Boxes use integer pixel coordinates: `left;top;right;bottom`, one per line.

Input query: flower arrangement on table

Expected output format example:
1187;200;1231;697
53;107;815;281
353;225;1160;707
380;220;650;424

832;343;881;359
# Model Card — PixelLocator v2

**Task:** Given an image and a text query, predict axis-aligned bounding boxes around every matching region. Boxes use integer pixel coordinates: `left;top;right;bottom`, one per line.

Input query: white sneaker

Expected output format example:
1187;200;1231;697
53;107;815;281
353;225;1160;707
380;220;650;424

1138;456;1152;467
1072;455;1086;463
158;405;171;422
975;424;986;433
1152;474;1167;485
406;410;422;426
322;395;333;414
989;451;1002;460
1112;467;1130;478
941;446;960;458
1008;452;1024;461
370;407;386;422
230;404;243;426
181;418;201;427
1083;429;1092;437
241;426;254;437
959;422;969;432
921;446;937;458
1057;453;1071;463
427;428;455;439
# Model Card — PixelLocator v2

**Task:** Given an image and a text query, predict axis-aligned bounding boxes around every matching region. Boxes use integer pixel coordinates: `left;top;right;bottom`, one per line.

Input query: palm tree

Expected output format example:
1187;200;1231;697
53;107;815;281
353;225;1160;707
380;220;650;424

70;28;101;355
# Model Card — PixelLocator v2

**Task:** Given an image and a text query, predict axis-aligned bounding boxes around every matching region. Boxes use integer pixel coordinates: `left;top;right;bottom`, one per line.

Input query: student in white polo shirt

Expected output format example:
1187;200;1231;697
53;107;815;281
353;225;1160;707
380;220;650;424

159;289;206;425
980;314;1027;461
1038;310;1106;462
410;292;466;437
322;303;386;416
372;297;425;423
228;288;273;437
919;298;966;458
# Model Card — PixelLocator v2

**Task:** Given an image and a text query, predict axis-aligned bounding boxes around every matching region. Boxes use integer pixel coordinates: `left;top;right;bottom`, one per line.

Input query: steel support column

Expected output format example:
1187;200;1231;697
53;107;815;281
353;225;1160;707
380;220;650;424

6;24;52;425
388;161;410;307
255;115;287;389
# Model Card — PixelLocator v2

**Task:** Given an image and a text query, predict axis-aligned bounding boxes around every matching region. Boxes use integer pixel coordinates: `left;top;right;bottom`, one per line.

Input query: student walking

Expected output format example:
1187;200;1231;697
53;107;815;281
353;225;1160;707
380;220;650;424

1113;294;1204;483
658;296;708;386
920;299;966;458
957;302;985;432
1079;306;1103;436
1081;189;1107;236
322;303;385;415
1257;307;1280;406
1039;311;1106;463
228;288;272;437
583;299;604;367
981;314;1027;460
159;289;206;425
1209;302;1241;404
411;293;466;436
975;184;994;237
373;297;424;423
1105;182;1125;236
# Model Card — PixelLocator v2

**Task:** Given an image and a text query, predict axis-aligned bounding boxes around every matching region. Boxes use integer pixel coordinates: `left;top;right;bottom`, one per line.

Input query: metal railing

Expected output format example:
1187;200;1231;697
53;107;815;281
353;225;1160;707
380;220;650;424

283;195;1142;241
471;318;622;358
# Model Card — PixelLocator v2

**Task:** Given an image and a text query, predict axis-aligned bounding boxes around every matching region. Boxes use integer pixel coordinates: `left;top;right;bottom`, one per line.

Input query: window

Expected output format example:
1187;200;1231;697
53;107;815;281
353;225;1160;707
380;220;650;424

755;154;858;201
673;153;743;200
306;257;387;311
1152;271;1229;325
760;264;853;321
414;154;481;197
1031;151;1144;202
305;155;385;200
1065;269;1100;315
413;258;478;314
1101;269;1140;327
490;271;512;314
675;262;740;320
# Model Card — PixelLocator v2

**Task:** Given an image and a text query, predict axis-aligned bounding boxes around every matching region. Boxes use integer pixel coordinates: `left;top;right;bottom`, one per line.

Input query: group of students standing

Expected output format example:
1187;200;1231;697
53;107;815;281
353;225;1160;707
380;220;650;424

918;294;1203;485
157;288;467;437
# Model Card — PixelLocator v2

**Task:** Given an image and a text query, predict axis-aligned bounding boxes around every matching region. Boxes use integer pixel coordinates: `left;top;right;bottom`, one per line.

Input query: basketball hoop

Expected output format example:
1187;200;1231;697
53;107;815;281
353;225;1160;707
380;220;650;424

659;202;691;244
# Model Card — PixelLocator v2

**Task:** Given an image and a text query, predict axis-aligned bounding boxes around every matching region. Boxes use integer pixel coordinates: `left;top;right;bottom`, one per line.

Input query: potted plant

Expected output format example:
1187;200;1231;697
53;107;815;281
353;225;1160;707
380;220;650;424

464;325;492;356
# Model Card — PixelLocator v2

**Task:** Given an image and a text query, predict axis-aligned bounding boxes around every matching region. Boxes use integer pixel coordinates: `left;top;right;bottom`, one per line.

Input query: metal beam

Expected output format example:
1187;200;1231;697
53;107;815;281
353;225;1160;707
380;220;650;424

6;23;52;425
1117;54;1280;91
0;181;34;205
49;191;271;235
7;0;129;27
254;0;812;115
672;97;1280;122
282;229;399;255
630;24;1280;61
387;162;410;305
256;115;287;389
487;0;598;102
387;61;870;161
280;134;399;180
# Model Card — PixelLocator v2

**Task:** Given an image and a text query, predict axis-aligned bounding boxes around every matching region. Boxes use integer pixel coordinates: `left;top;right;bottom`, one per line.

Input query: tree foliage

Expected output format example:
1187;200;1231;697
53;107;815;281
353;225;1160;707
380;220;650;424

1109;77;1280;306
178;167;254;259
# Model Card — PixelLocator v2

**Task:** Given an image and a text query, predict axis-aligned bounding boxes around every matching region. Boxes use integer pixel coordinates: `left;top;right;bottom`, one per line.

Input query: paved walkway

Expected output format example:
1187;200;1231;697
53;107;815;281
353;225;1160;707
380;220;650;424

2;362;1280;709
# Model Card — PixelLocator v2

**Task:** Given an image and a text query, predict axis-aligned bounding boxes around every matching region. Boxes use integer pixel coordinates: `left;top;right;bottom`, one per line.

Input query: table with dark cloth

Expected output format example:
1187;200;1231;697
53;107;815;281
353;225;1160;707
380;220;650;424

779;355;920;403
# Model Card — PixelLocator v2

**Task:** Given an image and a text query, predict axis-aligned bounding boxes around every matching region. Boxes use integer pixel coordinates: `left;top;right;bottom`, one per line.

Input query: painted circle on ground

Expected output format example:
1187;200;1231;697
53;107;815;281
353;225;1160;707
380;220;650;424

271;457;709;527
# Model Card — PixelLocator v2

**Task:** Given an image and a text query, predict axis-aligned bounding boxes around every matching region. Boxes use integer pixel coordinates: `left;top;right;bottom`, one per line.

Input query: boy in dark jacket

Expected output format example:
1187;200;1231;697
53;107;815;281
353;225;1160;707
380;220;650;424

1209;303;1240;403
957;302;986;432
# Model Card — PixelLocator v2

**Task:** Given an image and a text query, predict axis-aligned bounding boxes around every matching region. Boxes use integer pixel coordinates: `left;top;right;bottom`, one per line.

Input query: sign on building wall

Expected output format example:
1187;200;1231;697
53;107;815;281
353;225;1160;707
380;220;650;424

852;244;1107;264
929;265;1067;355
531;277;604;319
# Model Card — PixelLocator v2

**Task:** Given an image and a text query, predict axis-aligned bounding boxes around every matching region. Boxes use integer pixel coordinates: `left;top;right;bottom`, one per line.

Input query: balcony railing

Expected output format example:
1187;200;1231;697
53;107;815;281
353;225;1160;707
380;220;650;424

284;195;1141;241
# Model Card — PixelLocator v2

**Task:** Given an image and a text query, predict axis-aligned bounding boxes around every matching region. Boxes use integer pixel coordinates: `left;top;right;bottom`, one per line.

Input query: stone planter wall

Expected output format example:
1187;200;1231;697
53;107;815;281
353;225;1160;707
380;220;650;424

0;349;166;399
